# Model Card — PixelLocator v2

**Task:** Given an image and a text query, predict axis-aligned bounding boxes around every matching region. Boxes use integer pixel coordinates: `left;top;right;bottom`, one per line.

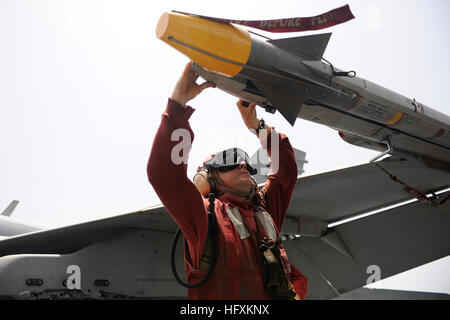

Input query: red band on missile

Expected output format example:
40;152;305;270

430;128;446;140
173;4;355;33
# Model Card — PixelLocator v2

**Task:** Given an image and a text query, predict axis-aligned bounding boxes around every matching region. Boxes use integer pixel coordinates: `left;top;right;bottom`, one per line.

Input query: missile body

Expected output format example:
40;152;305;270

157;12;450;166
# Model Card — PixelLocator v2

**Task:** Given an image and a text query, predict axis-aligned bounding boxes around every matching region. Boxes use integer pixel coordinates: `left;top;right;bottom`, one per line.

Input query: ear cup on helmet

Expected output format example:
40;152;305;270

193;170;213;196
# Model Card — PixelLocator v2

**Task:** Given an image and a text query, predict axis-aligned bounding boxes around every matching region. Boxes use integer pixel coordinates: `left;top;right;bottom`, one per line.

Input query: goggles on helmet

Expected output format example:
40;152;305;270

205;148;257;175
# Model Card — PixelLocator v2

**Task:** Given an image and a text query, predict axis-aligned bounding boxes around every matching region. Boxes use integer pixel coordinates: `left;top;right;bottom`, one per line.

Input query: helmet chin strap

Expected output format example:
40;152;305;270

210;170;257;202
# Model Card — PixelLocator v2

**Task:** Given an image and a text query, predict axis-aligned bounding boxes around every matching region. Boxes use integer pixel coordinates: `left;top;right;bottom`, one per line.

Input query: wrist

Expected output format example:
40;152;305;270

248;118;260;130
170;94;186;106
255;118;265;134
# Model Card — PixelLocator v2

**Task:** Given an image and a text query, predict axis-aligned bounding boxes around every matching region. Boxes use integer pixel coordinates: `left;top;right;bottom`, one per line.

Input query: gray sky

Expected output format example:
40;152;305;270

0;0;449;294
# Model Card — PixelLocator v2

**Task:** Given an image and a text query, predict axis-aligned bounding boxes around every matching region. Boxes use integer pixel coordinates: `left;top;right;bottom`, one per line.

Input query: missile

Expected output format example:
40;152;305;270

156;12;450;166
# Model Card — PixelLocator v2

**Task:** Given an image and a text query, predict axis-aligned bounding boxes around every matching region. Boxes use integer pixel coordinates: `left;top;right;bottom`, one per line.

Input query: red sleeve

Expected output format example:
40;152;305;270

289;261;308;300
147;98;208;268
260;128;298;230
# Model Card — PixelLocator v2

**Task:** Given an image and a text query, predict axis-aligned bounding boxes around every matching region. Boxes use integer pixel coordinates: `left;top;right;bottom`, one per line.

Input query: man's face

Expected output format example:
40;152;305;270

216;161;254;194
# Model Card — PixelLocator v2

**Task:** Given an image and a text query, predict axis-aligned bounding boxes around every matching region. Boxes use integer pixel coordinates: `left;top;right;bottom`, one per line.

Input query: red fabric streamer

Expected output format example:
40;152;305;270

173;4;354;33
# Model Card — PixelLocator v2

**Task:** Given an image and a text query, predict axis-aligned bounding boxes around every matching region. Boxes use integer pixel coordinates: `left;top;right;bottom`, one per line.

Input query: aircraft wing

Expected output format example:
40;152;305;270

333;288;450;300
285;156;449;224
282;156;450;300
0;204;177;257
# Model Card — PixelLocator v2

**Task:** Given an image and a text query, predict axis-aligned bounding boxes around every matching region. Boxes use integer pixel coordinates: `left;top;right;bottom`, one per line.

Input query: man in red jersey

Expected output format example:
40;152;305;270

147;62;307;300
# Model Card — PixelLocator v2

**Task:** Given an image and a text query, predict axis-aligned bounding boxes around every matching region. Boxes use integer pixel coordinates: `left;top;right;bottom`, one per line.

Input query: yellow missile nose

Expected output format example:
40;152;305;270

156;12;251;77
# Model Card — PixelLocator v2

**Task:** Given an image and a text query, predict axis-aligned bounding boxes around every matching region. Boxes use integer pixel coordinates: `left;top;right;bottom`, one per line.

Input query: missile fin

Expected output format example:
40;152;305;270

268;33;331;60
253;82;304;126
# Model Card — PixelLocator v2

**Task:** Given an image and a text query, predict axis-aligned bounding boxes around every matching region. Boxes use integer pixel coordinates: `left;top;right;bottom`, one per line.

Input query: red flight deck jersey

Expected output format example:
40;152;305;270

147;98;307;299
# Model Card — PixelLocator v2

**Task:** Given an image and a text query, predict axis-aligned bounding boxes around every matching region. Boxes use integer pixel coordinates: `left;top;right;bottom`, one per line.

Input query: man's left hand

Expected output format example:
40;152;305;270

236;99;259;130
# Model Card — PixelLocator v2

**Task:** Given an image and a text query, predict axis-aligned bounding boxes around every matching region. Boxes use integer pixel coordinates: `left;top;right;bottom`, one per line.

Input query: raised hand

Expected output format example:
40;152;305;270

170;62;215;106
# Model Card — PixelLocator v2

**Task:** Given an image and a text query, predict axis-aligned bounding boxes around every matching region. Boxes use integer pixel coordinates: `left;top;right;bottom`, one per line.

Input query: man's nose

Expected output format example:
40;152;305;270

238;161;247;169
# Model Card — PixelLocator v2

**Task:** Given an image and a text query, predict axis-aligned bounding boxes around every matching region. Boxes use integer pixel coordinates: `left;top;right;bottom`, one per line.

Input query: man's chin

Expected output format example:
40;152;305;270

237;176;251;186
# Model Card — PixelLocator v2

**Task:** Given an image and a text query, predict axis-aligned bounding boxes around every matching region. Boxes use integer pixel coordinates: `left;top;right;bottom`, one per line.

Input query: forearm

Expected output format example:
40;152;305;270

147;99;194;184
263;129;297;184
147;99;208;247
258;129;298;228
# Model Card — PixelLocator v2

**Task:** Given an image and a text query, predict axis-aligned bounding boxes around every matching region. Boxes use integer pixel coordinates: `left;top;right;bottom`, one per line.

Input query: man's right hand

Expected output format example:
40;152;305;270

170;62;215;106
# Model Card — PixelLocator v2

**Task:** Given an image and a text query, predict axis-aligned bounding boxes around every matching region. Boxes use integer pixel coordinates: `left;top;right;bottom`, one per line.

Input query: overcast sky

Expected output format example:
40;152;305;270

0;0;449;295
